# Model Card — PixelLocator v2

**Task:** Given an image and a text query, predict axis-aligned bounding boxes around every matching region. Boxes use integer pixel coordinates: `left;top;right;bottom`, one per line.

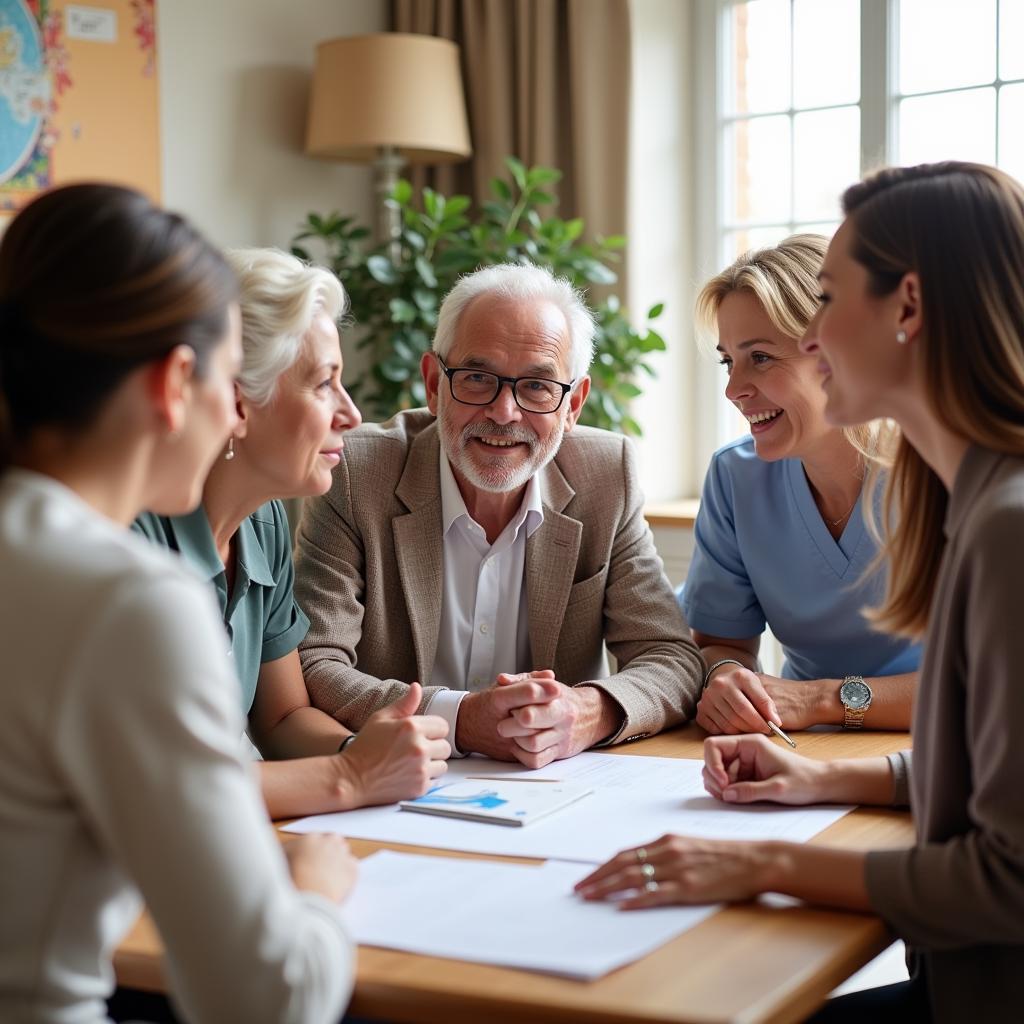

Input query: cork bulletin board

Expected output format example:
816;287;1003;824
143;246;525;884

0;0;159;220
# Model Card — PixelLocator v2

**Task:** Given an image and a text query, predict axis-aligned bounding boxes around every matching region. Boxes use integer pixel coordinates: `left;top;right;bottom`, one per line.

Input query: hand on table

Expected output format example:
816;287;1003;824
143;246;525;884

339;682;450;807
574;833;772;908
455;672;565;762
494;672;620;769
284;834;358;903
702;734;825;805
697;667;829;734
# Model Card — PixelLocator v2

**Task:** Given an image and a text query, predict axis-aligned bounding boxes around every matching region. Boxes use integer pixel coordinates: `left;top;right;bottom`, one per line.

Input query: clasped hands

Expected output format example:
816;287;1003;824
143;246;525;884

456;670;619;768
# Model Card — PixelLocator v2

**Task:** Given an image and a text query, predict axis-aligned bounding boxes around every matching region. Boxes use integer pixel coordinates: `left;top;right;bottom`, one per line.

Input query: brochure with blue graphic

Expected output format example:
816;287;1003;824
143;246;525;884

399;780;594;827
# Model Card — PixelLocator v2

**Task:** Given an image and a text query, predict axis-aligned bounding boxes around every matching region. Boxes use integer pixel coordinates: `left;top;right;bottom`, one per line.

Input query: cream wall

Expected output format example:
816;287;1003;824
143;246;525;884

156;0;387;250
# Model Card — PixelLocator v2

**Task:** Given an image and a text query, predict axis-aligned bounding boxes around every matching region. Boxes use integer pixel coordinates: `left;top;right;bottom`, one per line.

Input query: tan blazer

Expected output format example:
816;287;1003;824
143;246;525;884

294;409;703;743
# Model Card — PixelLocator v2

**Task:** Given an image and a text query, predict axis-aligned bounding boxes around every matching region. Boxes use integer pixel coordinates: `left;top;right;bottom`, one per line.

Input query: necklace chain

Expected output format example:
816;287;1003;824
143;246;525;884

825;499;858;528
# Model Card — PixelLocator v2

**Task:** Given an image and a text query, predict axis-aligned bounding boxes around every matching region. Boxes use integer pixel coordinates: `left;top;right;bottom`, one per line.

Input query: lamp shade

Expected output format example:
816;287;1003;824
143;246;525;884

306;33;472;163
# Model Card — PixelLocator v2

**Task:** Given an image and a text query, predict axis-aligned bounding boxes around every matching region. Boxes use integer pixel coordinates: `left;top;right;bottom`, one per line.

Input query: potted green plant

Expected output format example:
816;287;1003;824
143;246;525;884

292;158;665;435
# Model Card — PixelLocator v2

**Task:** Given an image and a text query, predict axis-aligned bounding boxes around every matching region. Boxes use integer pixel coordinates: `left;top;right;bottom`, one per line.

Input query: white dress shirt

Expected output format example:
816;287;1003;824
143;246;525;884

427;451;544;755
0;470;352;1024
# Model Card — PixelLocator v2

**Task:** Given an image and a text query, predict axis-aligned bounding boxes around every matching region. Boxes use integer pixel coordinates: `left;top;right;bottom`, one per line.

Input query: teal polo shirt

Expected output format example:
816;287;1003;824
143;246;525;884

133;500;310;714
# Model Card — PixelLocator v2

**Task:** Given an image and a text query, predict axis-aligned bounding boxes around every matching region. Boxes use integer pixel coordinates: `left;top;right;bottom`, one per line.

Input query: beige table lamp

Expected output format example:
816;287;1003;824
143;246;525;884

306;33;472;255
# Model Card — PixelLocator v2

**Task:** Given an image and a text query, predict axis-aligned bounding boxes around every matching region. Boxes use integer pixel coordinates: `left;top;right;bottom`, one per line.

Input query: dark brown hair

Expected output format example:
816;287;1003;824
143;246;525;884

845;163;1024;637
0;183;237;469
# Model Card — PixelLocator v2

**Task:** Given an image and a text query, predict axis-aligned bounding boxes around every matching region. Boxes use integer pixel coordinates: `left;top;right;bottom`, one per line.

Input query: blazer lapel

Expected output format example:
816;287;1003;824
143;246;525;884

393;425;444;684
526;458;581;670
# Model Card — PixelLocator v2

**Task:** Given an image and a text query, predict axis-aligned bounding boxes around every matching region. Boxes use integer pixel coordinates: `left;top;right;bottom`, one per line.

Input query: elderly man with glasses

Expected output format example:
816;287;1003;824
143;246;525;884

293;263;703;767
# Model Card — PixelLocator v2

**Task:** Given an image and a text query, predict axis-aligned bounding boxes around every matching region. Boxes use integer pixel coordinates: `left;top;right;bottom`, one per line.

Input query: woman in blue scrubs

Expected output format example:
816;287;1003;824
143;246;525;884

683;234;919;734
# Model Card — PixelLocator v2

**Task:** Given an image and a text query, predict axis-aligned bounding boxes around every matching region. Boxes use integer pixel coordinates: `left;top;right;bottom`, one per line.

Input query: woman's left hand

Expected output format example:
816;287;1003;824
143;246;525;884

574;834;776;909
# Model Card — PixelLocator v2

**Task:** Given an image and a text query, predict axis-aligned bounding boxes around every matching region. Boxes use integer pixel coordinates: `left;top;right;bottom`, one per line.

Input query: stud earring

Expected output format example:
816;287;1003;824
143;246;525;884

896;330;908;344
225;436;235;461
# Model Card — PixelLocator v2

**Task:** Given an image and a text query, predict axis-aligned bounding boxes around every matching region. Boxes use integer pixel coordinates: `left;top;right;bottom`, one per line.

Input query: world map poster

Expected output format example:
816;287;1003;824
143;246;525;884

0;0;158;220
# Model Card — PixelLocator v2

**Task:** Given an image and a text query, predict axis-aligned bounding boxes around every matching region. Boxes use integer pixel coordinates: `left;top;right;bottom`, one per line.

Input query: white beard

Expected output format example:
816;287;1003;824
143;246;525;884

437;392;566;494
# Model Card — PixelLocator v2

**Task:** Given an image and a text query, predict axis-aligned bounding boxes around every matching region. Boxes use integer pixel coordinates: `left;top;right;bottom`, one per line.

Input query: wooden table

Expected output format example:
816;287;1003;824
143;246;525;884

115;725;914;1024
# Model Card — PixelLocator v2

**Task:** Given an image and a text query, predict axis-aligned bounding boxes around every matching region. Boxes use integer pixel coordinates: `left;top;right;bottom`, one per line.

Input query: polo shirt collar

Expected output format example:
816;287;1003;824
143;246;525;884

166;504;275;587
439;448;545;540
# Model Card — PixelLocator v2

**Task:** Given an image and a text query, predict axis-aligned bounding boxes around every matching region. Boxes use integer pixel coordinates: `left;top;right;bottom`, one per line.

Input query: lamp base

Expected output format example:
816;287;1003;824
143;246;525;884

374;145;407;264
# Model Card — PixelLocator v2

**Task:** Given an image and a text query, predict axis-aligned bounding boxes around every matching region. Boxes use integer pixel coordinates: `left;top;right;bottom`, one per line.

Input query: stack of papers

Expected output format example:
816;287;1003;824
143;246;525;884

286;752;853;863
344;851;721;980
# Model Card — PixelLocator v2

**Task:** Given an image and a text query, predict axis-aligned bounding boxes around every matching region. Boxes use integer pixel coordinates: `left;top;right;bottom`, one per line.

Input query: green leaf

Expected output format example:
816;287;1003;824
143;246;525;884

412;288;437;312
444;195;471;217
415;256;438;288
621;415;643;436
642;329;667;352
582;260;618;285
367;255;399;285
527;166;562;185
505;156;528;190
600;234;627;249
564;218;584;242
491;177;512;202
647;302;664;320
379;358;411;382
291;245;311;261
392;179;413;205
389;298;417;323
404;229;426;251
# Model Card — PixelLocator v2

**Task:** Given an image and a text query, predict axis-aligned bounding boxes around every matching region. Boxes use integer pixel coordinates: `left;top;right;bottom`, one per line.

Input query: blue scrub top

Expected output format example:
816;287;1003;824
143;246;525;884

133;500;309;713
682;437;921;681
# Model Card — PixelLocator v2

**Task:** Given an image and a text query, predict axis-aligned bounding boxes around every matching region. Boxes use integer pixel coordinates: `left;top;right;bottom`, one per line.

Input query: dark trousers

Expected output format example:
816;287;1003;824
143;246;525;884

806;972;931;1022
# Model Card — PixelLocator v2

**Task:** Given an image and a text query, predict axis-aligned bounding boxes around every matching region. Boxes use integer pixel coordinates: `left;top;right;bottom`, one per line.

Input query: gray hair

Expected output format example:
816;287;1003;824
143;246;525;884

224;247;348;405
433;263;596;381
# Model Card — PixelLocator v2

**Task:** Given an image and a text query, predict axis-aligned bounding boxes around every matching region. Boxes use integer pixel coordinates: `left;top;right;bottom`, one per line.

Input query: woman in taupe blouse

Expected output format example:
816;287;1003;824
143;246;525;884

577;161;1024;1022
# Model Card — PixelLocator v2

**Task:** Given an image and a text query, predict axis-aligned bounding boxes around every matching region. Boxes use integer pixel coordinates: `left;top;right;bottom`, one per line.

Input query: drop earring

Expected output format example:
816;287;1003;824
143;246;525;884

224;436;235;461
896;330;908;344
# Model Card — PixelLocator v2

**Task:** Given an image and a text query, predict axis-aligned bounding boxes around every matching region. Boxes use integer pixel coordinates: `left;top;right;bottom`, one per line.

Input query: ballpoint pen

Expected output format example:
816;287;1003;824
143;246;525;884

766;719;797;748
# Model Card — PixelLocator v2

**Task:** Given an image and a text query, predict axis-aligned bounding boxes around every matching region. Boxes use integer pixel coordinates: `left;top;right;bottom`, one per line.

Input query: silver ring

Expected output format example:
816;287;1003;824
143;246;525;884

643;879;659;894
640;863;656;880
635;847;648;864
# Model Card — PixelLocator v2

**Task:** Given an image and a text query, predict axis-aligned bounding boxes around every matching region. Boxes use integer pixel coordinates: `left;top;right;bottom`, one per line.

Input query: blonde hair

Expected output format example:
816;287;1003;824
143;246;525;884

842;162;1024;639
224;248;348;405
696;234;875;455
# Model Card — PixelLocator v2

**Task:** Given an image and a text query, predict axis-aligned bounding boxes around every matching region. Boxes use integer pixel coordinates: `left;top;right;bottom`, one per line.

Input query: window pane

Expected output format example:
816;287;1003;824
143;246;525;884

723;225;791;265
899;88;996;165
795;221;840;240
793;0;859;108
725;0;791;115
899;0;996;95
999;84;1024;186
1001;0;1024;80
793;106;860;221
726;115;792;224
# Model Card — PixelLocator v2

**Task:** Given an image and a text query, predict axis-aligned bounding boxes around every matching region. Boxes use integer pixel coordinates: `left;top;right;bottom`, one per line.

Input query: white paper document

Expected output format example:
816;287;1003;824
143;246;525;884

343;850;721;980
285;752;853;863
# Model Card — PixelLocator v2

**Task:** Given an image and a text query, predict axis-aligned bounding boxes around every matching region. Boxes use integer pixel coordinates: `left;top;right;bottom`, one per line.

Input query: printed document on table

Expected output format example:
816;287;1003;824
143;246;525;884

343;850;721;980
284;753;853;864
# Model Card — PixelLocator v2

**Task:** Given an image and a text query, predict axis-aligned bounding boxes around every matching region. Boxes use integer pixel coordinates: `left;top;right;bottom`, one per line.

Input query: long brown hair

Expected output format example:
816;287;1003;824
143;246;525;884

0;183;237;470
845;163;1024;637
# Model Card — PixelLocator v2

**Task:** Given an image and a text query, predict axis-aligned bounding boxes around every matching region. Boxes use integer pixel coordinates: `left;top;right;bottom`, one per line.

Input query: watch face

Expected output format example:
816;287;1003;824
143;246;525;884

840;679;872;708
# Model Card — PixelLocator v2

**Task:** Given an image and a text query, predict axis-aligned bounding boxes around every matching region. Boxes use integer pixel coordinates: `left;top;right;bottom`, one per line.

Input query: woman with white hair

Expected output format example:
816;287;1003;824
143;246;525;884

135;248;450;818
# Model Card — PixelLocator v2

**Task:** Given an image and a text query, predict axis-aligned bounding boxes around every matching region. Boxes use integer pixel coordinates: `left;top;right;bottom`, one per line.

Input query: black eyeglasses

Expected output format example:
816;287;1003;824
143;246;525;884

436;355;575;414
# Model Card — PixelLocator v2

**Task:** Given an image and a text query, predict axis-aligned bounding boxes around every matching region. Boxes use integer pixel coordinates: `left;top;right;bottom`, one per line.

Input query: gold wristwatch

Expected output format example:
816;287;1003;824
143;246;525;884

839;676;872;729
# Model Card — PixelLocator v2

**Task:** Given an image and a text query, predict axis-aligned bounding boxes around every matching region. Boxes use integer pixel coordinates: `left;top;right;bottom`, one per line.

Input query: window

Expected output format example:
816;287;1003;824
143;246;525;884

698;0;1024;457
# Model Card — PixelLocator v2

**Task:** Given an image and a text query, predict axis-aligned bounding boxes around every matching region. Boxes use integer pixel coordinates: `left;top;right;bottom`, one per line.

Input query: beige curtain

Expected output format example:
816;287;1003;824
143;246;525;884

390;0;632;286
